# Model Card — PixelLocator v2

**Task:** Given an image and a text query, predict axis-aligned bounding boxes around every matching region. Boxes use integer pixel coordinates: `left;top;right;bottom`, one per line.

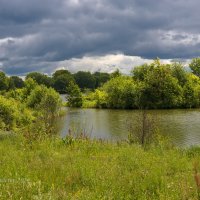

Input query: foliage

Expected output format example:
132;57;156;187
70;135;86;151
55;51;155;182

0;95;34;130
103;76;138;109
0;74;61;134
110;69;121;78
189;57;200;77
26;72;53;87
2;58;200;113
74;71;96;90
0;96;19;130
92;89;108;108
5;88;25;102
84;59;200;109
26;85;62;116
39;88;62;116
0;71;9;91
138;61;183;109
52;69;72;78
127;110;159;146
9;76;24;89
132;63;149;81
93;72;110;88
182;74;200;108
53;73;75;94
22;78;38;99
66;82;83;107
171;62;188;86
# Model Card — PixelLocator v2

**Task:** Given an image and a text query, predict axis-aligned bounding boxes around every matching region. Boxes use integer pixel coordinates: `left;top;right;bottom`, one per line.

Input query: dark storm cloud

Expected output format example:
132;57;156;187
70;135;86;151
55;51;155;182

0;0;200;75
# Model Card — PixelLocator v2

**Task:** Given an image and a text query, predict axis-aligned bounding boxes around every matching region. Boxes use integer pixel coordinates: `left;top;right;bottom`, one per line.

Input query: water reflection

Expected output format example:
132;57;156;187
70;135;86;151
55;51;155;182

57;108;200;147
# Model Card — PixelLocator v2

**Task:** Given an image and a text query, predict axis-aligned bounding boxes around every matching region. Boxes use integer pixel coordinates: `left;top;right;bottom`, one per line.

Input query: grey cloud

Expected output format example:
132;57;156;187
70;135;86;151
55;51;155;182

0;0;200;75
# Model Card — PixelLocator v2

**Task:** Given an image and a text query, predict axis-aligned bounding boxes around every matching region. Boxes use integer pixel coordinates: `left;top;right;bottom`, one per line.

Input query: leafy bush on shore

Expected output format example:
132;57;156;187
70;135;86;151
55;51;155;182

0;96;34;130
83;59;200;109
0;79;62;132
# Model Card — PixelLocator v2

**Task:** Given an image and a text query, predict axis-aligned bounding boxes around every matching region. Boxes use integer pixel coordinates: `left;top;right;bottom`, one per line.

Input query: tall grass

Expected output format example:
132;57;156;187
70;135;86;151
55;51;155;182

0;132;200;199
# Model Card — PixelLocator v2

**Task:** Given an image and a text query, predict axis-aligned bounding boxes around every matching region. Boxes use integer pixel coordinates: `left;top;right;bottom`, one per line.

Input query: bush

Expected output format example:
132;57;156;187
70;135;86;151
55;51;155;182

66;82;83;107
103;76;138;109
0;95;34;130
26;85;62;116
39;87;62;116
0;96;18;130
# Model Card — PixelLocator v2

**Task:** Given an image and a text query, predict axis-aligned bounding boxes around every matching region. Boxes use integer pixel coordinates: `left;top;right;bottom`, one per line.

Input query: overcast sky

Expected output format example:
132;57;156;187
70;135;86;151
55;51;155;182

0;0;199;75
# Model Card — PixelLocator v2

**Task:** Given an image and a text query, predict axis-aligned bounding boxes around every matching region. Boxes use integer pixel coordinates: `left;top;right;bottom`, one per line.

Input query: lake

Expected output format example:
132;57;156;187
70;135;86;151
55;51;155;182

57;108;200;147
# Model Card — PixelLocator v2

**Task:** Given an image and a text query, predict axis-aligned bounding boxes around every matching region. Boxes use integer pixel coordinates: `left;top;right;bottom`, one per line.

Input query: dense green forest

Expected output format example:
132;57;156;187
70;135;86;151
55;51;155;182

1;58;200;111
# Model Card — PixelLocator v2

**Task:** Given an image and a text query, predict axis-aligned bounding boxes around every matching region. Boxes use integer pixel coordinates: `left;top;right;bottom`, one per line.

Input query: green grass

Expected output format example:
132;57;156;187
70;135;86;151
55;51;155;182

0;133;200;199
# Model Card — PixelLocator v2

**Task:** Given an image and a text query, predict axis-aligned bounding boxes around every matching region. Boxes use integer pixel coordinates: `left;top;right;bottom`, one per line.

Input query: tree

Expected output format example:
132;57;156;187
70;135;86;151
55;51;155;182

110;69;121;79
74;71;96;90
140;61;183;109
92;89;108;108
189;58;200;77
171;63;187;87
23;78;38;99
52;70;74;93
132;64;150;81
66;82;83;107
53;74;74;94
9;76;24;89
182;74;200;108
128;110;157;146
93;72;110;88
26;72;53;87
52;69;72;78
103;76;138;109
0;71;9;91
27;85;61;115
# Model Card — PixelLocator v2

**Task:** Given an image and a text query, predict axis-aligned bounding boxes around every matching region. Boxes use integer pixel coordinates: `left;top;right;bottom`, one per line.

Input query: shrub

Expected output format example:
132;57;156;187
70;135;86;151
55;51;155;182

0;96;18;130
66;82;83;107
27;85;61;115
0;95;34;130
92;89;108;108
103;76;137;109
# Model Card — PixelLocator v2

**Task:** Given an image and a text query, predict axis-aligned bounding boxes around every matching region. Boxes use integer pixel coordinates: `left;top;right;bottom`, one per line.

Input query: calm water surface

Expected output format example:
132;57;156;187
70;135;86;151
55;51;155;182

58;108;200;147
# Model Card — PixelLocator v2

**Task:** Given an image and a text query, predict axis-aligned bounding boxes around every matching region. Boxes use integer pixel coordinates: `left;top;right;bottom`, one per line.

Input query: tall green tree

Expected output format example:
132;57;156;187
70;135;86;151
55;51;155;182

26;72;53;87
110;69;121;79
0;71;9;91
132;64;150;82
74;71;96;90
52;69;72;79
171;63;187;87
9;76;24;89
52;70;74;93
138;61;183;108
53;75;74;94
189;58;200;77
93;72;110;88
66;82;83;107
182;74;200;108
103;76;138;109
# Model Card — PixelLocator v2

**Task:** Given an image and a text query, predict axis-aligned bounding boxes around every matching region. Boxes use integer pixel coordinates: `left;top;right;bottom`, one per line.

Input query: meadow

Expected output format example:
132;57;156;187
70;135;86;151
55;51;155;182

0;132;200;199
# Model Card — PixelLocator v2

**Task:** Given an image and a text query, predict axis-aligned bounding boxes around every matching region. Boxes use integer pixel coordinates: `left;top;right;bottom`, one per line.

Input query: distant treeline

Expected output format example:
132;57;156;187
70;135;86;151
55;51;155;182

0;70;112;94
2;57;200;109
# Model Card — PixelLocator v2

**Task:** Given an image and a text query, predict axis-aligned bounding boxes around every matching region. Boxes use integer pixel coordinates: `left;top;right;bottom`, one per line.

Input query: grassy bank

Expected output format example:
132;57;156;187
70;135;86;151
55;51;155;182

0;133;200;199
